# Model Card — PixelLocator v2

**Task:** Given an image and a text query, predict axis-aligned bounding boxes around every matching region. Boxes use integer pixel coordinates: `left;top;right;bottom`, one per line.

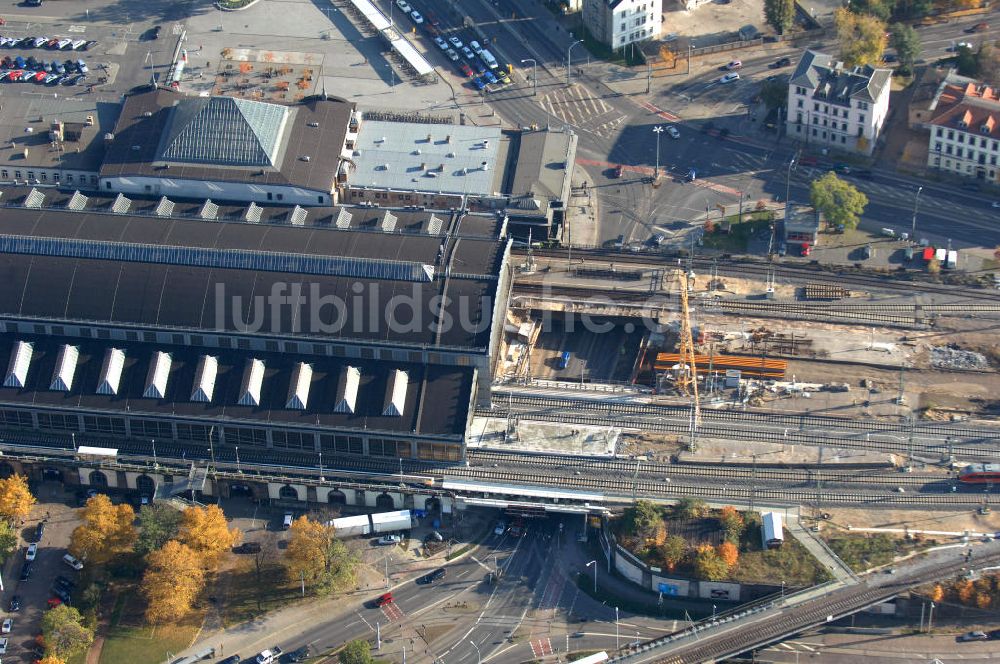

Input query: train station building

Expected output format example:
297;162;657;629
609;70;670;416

0;189;512;470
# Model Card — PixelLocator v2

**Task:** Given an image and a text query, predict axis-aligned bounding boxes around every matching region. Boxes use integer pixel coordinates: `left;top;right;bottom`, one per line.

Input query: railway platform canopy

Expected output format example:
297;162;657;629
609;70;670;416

341;0;434;79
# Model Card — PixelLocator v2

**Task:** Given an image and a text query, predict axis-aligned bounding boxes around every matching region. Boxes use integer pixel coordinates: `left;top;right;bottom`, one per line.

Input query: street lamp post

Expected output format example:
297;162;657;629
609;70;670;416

151;439;158;467
784;156;796;215
567;39;583;85
208;426;216;468
653;125;664;178
586;559;597;593
469;640;481;664
911;186;923;237
318;450;324;481
615;606;620;650
235;446;241;473
521;58;537;96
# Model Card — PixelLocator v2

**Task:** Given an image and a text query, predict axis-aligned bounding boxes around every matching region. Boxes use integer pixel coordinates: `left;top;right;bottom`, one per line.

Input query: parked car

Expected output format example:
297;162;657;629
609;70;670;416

433;36;448;50
7;596;20;612
446;49;459;62
395;0;412;12
0;637;7;654
232;542;261;554
470;40;483;54
494;521;506;536
409;11;423;24
288;646;311;662
82;40;98;50
377;534;402;546
1;618;11;634
685;167;697;182
62;553;84;571
218;657;241;664
665;125;680;139
726;60;742;70
448;36;463;49
26;543;37;561
719;72;740;84
483;69;497;84
958;631;989;642
54;575;76;591
76;60;88;73
612;164;624;178
32;521;45;543
52;587;71;604
470;76;485;90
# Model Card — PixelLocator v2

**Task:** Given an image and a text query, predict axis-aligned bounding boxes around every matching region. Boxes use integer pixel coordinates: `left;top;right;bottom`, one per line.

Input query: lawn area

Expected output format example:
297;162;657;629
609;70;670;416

825;533;928;572
220;561;303;627
99;591;204;664
577;25;645;66
701;213;773;253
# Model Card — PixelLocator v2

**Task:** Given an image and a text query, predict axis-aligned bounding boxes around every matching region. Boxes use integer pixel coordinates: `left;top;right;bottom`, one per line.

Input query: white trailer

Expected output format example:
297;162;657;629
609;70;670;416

945;250;958;270
761;511;784;549
329;514;371;538
370;509;412;534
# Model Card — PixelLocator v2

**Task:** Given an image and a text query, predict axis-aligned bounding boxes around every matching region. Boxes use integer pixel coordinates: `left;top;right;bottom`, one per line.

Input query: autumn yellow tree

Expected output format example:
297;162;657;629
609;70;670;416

178;504;241;565
0;474;36;523
285;516;358;594
954;578;975;604
141;540;205;624
38;657;66;664
693;544;729;581
656;535;687;573
69;495;136;564
835;8;888;67
929;584;944;602
717;541;740;569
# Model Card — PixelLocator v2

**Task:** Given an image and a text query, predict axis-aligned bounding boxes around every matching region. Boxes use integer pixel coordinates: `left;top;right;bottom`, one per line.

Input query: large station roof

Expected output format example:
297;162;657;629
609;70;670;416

0;204;507;351
100;88;354;194
0;334;471;437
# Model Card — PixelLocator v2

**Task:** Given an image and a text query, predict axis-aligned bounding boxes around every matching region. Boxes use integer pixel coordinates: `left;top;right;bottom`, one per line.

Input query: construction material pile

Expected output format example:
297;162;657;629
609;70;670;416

929;346;988;370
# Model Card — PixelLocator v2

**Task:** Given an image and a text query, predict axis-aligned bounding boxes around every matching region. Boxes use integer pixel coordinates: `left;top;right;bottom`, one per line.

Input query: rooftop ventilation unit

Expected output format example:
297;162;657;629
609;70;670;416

190;354;218;403
3;340;33;389
200;199;219;220
286;362;313;410
66;191;88;211
154;196;175;217
238;358;265;407
289;205;308;226
427;214;443;235
23;188;45;209
381;210;398;233
245;202;263;223
333;366;361;414
49;344;79;392
110;192;132;215
143;351;172;399
382;369;408;416
96;348;125;395
335;208;353;229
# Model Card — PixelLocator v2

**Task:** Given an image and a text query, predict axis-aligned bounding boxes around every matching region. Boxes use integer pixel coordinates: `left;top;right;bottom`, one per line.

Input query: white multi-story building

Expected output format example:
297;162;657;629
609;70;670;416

923;73;1000;183
582;0;663;49
786;50;892;155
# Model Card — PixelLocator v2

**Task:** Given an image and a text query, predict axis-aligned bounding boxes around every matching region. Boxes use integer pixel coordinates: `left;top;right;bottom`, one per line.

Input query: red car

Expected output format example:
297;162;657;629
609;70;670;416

612;164;624;178
375;592;393;608
460;63;473;77
33;71;46;82
800;243;811;257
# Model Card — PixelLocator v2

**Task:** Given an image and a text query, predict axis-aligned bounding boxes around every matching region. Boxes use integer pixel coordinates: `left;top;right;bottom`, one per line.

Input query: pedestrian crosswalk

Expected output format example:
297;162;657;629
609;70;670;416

538;84;626;138
381;601;404;622
528;637;553;657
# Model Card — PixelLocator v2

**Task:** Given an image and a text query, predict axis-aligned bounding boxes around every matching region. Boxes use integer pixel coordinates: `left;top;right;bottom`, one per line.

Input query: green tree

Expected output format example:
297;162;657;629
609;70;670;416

890;23;921;74
854;0;894;21
339;639;374;664
285;516;358;594
135;504;183;556
760;80;787;109
809;172;869;230
675;498;708;520
835;8;887;66
764;0;795;34
895;0;933;18
0;520;18;560
656;535;688;572
623;500;662;539
693;544;730;581
719;506;745;543
40;605;94;660
975;44;1000;85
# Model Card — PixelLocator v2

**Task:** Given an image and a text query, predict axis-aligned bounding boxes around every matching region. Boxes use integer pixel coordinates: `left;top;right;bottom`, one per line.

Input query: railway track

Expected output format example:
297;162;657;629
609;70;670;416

445;466;990;508
489;392;1000;444
518;248;1000;301
466;449;947;487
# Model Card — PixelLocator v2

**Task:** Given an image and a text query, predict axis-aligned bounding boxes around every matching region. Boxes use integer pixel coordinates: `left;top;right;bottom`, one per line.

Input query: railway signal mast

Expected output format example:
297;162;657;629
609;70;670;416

672;269;701;450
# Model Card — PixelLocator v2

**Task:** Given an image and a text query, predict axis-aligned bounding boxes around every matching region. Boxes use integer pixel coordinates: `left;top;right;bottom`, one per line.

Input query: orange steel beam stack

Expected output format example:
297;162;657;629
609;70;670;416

653;353;788;378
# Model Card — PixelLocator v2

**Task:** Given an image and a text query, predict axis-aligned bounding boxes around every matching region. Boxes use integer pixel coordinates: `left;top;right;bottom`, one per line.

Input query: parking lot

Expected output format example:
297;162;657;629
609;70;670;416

1;481;83;663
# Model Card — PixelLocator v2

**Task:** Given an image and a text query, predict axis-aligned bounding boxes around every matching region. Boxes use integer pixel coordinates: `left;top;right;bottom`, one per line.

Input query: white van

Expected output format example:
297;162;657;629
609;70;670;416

282;513;293;530
62;553;84;571
480;49;498;69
